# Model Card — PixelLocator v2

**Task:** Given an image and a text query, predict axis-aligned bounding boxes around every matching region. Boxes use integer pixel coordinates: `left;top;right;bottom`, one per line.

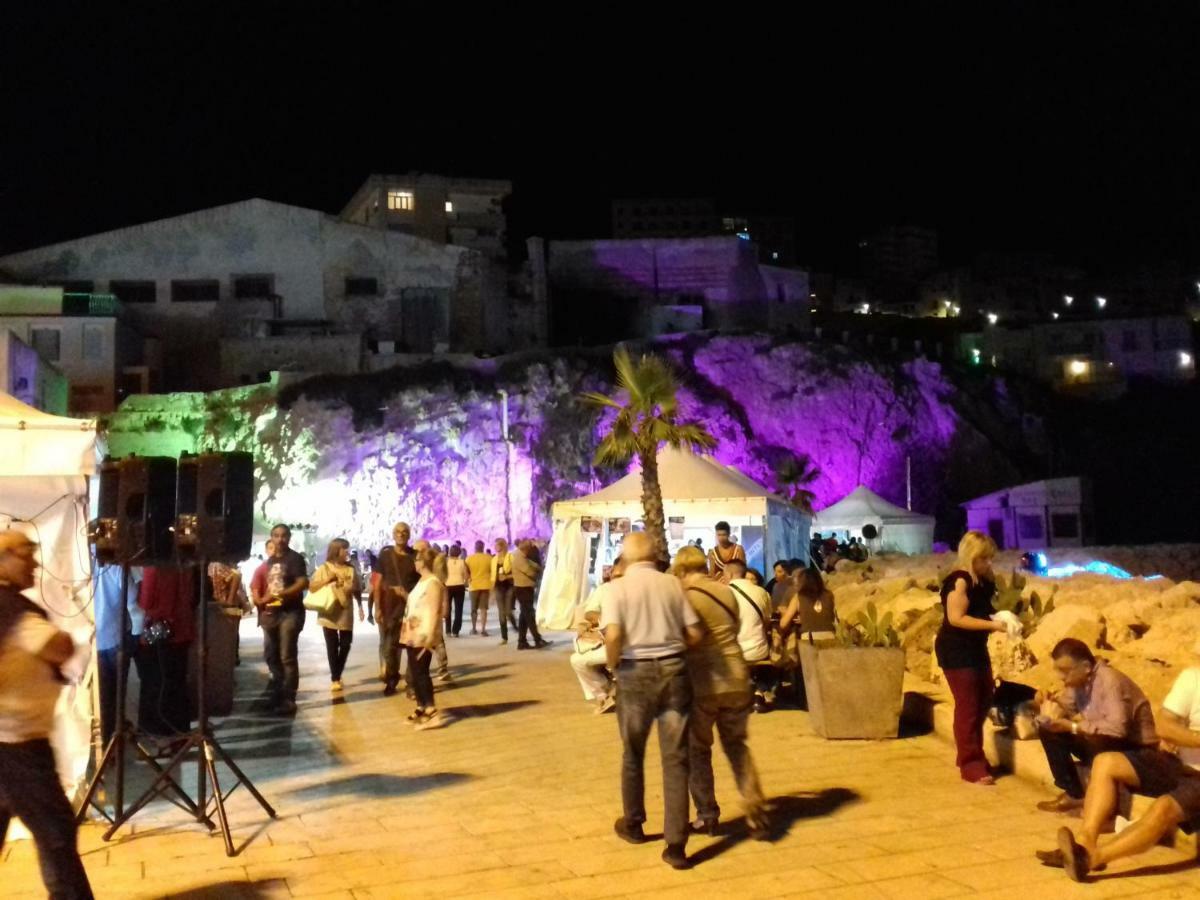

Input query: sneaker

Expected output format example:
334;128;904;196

662;844;691;870
406;709;427;724
330;680;343;693
414;711;445;731
534;639;551;649
598;696;617;715
517;643;532;650
275;699;297;716
613;817;647;845
436;672;453;683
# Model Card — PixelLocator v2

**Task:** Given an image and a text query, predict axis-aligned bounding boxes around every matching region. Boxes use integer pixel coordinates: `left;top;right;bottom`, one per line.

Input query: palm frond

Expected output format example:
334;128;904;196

579;390;622;410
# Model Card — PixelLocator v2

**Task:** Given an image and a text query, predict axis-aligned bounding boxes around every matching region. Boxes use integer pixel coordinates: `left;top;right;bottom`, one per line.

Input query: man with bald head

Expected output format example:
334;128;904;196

375;522;419;696
0;532;94;898
601;531;704;870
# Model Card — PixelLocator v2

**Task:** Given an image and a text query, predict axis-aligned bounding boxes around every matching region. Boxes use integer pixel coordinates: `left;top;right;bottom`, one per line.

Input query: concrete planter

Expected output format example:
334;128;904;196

798;641;906;740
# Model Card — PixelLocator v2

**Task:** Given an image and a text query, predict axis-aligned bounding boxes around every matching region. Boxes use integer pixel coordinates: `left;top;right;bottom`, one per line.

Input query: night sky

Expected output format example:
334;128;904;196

3;4;1199;273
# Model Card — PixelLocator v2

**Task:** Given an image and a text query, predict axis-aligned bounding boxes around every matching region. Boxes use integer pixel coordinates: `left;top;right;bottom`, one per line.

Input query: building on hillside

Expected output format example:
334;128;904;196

0;198;544;391
340;173;512;261
532;236;810;345
962;477;1093;550
0;285;141;413
0;326;68;414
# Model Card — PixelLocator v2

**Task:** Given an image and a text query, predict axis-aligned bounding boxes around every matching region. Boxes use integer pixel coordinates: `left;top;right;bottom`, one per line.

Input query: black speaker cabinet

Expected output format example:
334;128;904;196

116;456;178;564
175;452;253;562
90;458;122;564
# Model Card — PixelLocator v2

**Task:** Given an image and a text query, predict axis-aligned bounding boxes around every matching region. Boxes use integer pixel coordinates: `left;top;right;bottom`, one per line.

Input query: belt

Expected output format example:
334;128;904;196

622;652;685;663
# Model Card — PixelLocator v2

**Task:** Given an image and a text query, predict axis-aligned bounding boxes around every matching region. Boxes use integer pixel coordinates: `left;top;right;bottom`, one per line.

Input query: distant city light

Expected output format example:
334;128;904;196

1064;295;1074;306
809;292;816;299
986;312;998;325
970;348;982;365
771;251;779;260
1051;311;1060;320
1096;296;1107;309
951;304;961;316
1068;359;1089;376
858;303;870;314
1182;351;1194;368
736;231;751;240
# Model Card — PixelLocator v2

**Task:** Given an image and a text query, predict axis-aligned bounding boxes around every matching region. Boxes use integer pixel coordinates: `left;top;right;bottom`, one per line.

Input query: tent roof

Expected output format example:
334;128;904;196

0;392;96;476
814;484;934;526
552;447;793;519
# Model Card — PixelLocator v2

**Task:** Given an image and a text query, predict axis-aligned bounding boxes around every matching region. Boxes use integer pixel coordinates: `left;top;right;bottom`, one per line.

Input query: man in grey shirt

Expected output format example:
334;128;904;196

601;532;703;870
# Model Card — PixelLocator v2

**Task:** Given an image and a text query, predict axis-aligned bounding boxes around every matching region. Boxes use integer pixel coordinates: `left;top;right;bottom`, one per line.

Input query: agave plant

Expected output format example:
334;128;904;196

836;601;901;648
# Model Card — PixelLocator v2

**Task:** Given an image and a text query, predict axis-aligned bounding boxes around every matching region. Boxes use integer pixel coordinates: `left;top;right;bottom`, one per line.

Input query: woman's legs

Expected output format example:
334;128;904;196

406;644;435;709
322;627;340;681
943;665;993;782
334;629;353;681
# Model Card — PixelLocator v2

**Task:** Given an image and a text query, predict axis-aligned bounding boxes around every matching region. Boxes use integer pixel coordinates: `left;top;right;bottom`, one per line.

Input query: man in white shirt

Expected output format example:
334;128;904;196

1052;644;1200;882
726;560;774;713
0;531;93;899
601;533;704;870
570;558;626;713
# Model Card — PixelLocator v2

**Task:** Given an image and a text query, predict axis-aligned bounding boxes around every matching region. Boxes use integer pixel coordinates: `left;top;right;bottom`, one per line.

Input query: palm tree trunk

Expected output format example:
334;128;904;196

639;449;669;564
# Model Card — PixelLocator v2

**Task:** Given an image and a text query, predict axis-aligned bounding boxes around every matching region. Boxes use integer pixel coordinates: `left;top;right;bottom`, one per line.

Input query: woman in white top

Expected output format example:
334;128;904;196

400;547;446;729
309;538;365;693
444;545;469;637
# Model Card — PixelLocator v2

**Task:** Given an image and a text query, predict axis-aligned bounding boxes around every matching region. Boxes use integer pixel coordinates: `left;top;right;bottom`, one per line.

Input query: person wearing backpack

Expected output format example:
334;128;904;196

673;545;768;841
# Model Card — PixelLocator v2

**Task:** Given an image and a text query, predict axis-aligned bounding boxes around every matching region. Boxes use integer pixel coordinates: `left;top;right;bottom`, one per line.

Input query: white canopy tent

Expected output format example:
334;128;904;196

537;447;811;629
813;484;935;555
0;392;97;807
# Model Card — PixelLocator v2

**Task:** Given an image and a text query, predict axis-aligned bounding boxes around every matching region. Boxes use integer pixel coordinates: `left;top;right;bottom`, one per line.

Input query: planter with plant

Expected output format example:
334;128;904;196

799;602;907;739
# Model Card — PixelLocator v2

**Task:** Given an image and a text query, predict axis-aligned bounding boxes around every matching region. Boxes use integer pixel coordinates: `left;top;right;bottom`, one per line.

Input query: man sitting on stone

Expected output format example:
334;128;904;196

570;557;625;713
1035;638;1159;814
1043;641;1200;881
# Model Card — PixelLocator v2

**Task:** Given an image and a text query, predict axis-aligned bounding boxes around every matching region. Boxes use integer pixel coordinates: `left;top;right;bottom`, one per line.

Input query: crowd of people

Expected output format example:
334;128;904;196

8;512;1200;894
937;530;1200;883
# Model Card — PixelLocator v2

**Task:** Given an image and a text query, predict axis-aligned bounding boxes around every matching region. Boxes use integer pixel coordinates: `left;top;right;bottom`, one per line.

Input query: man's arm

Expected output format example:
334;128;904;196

1158;709;1200;749
604;623;624;671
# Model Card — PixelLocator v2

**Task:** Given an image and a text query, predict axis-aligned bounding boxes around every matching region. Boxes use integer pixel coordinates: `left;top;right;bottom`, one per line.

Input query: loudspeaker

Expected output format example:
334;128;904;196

90;458;122;564
116;456;178;564
175;452;253;562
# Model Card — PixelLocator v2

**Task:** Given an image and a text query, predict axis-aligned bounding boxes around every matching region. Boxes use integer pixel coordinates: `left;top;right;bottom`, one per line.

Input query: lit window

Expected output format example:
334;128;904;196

387;190;414;211
1181;351;1194;369
1068;359;1089;376
445;201;454;213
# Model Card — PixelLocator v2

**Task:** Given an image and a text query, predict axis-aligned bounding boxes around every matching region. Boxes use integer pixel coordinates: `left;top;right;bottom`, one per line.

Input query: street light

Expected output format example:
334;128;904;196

987;312;998;325
1051;312;1060;320
1064;295;1074;306
1096;296;1107;309
1182;351;1194;369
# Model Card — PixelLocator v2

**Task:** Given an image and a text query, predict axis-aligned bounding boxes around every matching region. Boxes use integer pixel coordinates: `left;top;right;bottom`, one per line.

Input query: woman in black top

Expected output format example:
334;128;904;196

936;531;1006;784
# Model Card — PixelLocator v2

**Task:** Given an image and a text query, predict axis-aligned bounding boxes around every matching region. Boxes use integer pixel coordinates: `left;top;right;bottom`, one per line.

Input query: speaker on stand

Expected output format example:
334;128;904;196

110;450;275;856
78;457;207;828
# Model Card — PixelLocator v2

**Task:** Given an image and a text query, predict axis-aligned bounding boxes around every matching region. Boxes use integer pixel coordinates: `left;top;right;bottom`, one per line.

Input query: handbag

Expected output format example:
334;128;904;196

303;583;341;616
988;679;1038;729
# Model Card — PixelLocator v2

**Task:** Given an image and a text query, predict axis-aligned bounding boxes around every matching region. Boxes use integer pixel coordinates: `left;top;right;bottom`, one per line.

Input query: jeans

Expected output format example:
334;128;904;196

380;614;405;688
616;655;692;847
322;627;353;682
470;590;490;633
261;608;304;703
137;641;191;736
0;739;94;899
943;665;994;782
406;645;435;708
1039;728;1138;799
97;638;136;746
688;690;765;824
493;582;516;640
515;586;542;646
446;586;466;635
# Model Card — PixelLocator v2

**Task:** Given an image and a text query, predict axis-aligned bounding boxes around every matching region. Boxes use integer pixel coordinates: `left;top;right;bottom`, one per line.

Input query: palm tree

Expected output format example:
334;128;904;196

582;347;717;561
775;452;820;515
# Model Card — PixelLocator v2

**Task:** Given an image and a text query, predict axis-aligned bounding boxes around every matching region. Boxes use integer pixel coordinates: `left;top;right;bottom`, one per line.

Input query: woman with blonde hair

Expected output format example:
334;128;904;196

673;544;768;839
937;530;1006;784
400;547;446;730
309;538;365;693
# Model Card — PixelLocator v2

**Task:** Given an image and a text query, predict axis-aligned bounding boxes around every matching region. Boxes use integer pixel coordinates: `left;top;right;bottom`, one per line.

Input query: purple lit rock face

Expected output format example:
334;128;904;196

111;336;998;553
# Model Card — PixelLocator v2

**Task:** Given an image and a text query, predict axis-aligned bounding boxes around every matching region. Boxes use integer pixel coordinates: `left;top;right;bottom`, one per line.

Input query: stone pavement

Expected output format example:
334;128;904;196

5;622;1200;899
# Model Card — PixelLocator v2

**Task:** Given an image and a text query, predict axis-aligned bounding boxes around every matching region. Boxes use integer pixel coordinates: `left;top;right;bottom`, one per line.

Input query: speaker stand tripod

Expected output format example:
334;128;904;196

98;558;276;856
76;562;209;827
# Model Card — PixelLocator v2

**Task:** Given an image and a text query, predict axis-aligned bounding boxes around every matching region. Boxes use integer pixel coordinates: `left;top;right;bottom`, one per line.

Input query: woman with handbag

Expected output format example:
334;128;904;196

400;548;446;730
673;545;768;839
308;538;365;694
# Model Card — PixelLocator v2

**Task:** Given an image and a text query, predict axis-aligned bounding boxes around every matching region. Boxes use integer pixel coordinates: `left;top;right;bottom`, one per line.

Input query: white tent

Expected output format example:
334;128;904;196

538;447;811;629
0;393;97;805
813;484;935;555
